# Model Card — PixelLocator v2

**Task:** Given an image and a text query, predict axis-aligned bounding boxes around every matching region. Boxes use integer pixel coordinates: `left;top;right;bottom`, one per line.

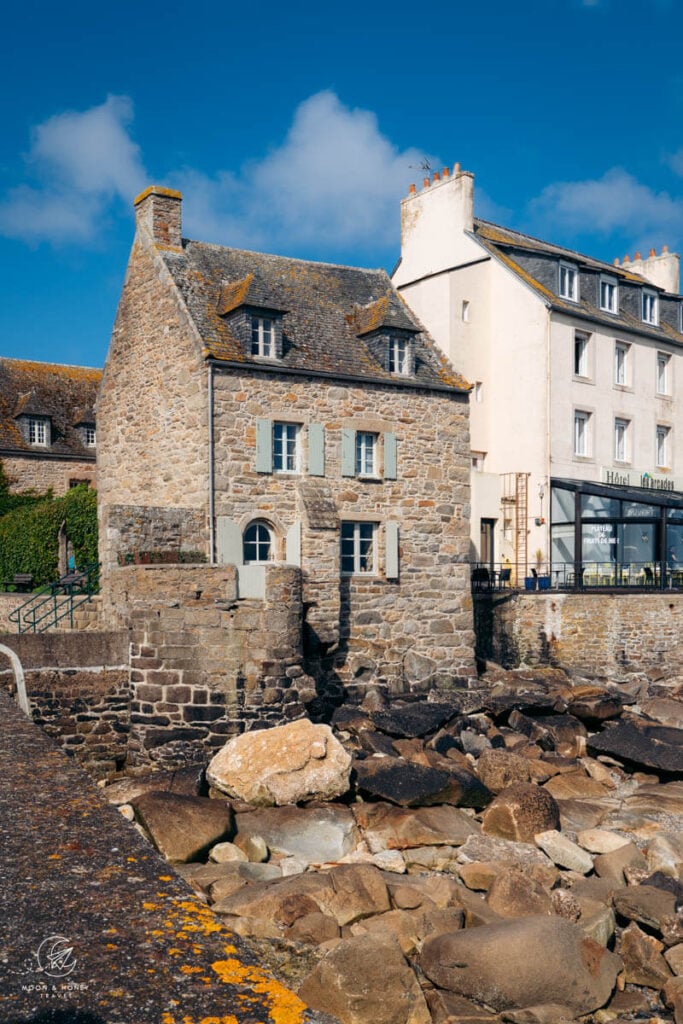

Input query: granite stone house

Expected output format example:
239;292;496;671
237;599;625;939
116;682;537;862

0;357;100;495
97;186;476;705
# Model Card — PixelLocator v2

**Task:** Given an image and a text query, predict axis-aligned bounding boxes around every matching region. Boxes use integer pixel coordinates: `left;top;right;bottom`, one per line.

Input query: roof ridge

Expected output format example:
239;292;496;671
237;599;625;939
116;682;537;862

182;239;388;276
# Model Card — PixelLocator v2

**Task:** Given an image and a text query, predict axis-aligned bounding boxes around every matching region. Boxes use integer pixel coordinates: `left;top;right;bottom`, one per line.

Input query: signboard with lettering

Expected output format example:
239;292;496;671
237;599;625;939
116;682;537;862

601;468;682;494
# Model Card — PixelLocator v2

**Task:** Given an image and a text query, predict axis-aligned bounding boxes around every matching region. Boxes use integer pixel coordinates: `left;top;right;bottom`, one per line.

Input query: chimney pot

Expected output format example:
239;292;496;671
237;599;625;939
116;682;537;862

423;177;430;188
443;167;450;177
454;162;461;173
649;248;656;257
613;258;620;266
662;244;669;254
408;183;416;194
433;171;440;182
634;251;642;261
624;255;631;264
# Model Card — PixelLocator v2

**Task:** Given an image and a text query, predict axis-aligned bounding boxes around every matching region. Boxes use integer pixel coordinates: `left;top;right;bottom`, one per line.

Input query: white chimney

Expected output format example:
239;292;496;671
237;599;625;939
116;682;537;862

626;246;680;294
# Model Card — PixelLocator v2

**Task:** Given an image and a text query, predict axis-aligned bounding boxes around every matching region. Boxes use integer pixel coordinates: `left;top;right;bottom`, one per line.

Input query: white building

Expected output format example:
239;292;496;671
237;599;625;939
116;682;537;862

393;166;683;586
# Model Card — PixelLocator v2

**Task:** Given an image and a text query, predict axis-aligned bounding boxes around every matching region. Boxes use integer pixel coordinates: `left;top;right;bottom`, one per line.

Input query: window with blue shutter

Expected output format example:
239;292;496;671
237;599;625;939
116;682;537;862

384;431;397;480
385;521;399;580
341;428;356;477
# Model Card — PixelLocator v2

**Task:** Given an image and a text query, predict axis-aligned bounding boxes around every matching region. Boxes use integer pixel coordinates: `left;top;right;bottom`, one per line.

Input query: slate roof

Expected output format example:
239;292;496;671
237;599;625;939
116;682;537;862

473;219;683;346
0;359;101;458
161;241;469;391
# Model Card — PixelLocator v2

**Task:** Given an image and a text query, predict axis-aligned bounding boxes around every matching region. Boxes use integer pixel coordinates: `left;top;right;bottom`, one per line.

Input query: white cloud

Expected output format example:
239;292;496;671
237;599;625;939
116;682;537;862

526;167;683;243
174;91;435;257
0;95;146;245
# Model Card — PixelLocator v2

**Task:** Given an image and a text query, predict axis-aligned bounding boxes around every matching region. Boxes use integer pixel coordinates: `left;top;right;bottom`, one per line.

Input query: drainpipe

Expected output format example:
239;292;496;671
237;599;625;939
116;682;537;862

208;362;215;564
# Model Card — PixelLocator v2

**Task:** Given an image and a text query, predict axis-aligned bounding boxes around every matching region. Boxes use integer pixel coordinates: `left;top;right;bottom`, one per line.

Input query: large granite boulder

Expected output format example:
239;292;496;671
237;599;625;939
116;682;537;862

206;719;351;805
481;782;561;842
420;915;622;1014
299;932;431;1024
131;791;234;862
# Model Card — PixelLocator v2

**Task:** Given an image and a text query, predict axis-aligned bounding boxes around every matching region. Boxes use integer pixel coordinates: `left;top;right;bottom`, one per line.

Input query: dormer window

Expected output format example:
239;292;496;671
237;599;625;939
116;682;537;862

28;416;49;447
388;336;411;375
642;289;659;326
559;262;578;302
599;275;618;314
84;425;96;447
251;316;275;357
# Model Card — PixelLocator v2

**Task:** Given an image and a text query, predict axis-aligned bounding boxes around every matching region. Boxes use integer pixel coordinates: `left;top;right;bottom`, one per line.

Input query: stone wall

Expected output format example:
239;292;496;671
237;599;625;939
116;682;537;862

2;454;96;495
212;369;476;693
0;631;129;778
476;591;683;679
102;564;310;769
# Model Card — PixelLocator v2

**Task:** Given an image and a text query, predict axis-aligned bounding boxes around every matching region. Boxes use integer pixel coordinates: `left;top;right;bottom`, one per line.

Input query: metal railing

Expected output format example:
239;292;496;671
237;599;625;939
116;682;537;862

471;560;683;593
8;563;100;634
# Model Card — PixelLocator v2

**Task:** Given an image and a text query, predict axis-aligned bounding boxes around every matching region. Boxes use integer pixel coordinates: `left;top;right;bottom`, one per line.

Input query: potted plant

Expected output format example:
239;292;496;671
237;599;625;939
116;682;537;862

535;548;551;590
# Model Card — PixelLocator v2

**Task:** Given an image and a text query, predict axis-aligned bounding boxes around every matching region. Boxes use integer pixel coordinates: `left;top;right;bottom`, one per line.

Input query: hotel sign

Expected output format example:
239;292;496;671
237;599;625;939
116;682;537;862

601;468;682;493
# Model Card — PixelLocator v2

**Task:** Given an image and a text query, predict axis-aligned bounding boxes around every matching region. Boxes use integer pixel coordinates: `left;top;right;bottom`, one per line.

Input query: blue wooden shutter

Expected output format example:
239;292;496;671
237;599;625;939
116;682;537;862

216;517;244;566
308;423;325;477
341;428;356;477
255;418;273;473
385;521;399;580
384;431;397;480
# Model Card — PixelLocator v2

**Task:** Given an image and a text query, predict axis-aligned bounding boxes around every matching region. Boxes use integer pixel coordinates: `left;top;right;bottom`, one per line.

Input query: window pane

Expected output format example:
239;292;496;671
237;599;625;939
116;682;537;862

581;494;619;517
244;522;272;563
551;487;575;524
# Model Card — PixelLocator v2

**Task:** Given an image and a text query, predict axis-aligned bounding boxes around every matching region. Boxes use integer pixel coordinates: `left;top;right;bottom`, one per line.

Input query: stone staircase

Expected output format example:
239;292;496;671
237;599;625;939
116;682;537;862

55;594;102;631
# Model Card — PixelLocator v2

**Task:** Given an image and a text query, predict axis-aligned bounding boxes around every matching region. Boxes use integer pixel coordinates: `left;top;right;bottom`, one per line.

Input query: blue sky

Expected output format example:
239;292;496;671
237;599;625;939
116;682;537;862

2;0;683;368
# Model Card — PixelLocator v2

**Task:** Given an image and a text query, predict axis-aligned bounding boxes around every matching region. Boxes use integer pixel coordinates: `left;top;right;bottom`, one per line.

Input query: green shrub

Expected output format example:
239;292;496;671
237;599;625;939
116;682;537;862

0;484;98;587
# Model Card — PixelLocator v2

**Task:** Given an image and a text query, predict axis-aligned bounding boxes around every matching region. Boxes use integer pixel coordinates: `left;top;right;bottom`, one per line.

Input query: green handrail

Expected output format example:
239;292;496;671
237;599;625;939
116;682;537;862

8;563;100;634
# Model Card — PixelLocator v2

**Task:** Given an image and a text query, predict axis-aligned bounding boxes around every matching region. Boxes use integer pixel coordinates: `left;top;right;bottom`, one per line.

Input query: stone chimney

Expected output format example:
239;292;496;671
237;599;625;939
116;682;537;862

620;245;680;294
393;165;479;288
134;186;183;250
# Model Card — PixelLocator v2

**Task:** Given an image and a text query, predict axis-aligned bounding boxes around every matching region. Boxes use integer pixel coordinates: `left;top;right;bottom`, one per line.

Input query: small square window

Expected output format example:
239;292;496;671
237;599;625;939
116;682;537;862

388;337;411;375
574;332;590;377
600;275;618;314
574;410;591;457
28;416;48;447
471;452;486;472
474;381;483;402
341;521;376;575
355;432;378;476
462;300;470;322
656;425;670;468
273;422;300;473
657;352;671;395
251;316;274;357
642;290;658;325
614;342;630;387
559;262;578;302
614;418;630;462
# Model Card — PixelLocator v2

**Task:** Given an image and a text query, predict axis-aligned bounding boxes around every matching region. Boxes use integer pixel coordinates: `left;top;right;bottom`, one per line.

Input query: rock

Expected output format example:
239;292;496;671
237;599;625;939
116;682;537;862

641;697;683;729
420;915;622;1014
593;841;647;883
457;833;554;870
232;831;269;863
481;783;560;842
371;849;406;873
618;921;673;988
476;748;531;792
103;764;205;804
299;932;431;1024
234;804;359;864
612;884;683;946
206;719;352;805
353;756;453;806
371;702;456;738
208;841;247;864
625;780;683;816
212;870;335;923
131;791;234;863
580;906;616;947
534;830;593;874
286;911;340;944
647;833;683;879
352;801;479;852
543;770;611;800
385;873;462;911
587;720;683;773
663;976;683;1024
564;693;626;724
665;942;683;975
554;797;616;833
425;988;499;1023
576;828;631;854
508;712;587;757
485;866;552;919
